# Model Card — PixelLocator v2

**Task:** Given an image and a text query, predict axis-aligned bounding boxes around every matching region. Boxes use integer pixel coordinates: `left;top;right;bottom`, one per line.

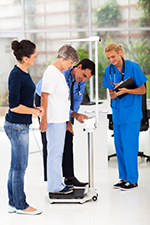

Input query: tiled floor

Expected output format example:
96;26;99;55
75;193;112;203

0;117;150;225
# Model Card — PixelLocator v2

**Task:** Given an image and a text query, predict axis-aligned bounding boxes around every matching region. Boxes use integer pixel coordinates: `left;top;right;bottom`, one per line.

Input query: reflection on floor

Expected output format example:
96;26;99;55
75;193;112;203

0;125;150;225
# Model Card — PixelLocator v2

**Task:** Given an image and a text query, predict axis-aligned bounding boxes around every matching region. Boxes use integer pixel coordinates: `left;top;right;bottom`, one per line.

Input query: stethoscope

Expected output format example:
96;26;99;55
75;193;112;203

109;57;125;88
67;67;81;96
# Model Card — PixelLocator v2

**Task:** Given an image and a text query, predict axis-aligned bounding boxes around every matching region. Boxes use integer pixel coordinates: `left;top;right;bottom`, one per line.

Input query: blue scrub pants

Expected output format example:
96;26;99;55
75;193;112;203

46;122;66;192
113;122;140;184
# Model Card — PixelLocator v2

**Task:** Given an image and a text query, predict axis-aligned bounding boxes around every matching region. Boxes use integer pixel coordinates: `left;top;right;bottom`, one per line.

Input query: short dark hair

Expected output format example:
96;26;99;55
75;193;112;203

11;39;36;62
76;59;95;75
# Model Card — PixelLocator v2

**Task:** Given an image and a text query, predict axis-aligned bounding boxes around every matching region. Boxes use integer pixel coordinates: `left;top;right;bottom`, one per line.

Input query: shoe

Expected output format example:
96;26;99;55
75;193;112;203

64;177;88;187
49;186;73;195
16;209;42;215
113;180;126;189
8;205;16;213
120;182;138;191
66;185;74;190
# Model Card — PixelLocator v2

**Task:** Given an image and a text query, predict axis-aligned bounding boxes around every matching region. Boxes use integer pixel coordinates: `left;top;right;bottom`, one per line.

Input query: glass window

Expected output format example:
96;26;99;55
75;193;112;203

0;0;150;101
25;0;88;31
91;0;149;29
92;0;123;29
0;0;22;30
0;37;16;106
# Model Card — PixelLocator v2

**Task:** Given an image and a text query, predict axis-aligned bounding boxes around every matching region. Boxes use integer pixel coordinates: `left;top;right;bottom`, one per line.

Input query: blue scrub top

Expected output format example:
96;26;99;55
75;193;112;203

102;60;148;125
63;67;85;118
36;67;86;120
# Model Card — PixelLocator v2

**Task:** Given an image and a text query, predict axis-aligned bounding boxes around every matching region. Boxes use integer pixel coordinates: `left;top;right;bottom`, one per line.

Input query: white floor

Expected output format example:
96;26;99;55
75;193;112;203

0;118;150;225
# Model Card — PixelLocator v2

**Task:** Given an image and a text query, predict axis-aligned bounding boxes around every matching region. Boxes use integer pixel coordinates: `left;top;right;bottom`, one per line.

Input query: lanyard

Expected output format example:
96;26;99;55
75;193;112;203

67;67;73;83
109;58;125;87
67;67;81;96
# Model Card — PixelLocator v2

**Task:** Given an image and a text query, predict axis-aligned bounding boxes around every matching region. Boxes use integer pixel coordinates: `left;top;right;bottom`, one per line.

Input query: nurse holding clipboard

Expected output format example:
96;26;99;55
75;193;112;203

102;43;148;191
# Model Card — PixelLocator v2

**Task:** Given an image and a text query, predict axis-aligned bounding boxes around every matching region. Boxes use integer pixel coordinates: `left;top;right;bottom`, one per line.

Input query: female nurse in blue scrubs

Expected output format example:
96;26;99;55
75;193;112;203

102;43;148;191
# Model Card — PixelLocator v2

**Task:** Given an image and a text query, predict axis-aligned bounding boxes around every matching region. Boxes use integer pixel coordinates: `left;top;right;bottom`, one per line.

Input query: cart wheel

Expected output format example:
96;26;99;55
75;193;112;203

146;157;150;162
92;196;97;201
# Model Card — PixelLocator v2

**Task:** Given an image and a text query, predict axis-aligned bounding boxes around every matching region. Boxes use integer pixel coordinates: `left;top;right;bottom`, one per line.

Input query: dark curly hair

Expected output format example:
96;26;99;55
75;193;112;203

11;39;36;62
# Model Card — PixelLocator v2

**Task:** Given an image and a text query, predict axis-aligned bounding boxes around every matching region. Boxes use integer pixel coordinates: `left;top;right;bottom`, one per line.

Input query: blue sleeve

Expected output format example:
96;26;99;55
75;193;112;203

63;68;70;87
132;63;148;87
102;66;113;90
8;72;22;108
69;81;86;119
36;78;43;96
63;67;85;118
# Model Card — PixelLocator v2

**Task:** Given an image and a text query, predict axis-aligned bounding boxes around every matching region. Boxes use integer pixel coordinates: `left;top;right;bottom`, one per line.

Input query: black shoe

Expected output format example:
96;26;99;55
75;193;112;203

66;185;74;190
49;186;73;195
113;180;126;189
64;177;88;187
120;182;138;191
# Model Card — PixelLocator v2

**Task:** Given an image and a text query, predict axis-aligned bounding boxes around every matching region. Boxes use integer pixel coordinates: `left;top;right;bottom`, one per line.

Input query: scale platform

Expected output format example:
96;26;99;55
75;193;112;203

49;188;85;200
48;187;98;204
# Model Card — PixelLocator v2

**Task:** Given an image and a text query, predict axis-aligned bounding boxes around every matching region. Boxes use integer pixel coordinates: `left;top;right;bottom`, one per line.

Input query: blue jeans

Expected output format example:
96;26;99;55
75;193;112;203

4;121;30;210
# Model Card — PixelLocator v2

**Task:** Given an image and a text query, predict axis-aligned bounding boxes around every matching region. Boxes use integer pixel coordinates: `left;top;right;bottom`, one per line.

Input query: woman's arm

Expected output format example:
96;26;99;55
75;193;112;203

10;104;43;117
109;84;146;99
116;84;146;96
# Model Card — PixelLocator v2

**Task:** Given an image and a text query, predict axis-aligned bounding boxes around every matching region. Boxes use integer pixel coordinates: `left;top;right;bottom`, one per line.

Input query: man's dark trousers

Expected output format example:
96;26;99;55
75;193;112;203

62;130;74;178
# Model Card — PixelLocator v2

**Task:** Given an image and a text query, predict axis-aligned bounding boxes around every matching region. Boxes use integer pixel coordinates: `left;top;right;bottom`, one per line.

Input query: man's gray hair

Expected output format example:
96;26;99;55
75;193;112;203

57;45;79;63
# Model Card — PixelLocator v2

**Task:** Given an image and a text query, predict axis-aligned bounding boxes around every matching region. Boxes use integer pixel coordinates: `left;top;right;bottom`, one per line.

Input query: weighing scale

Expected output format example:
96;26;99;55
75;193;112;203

49;36;101;203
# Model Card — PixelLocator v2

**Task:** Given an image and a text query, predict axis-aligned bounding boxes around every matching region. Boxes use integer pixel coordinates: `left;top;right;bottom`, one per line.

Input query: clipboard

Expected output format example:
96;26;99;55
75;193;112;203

114;77;136;99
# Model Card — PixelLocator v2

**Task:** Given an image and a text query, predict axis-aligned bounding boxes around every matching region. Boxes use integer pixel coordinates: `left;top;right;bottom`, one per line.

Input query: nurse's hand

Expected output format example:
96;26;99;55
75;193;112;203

109;90;118;99
116;87;127;96
66;120;74;136
114;83;120;88
39;120;47;133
